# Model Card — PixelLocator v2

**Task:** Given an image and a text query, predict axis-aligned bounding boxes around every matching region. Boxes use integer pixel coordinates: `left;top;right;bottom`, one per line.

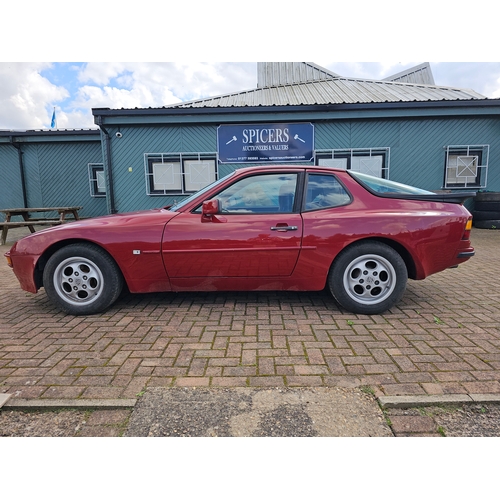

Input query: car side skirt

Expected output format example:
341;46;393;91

168;276;325;293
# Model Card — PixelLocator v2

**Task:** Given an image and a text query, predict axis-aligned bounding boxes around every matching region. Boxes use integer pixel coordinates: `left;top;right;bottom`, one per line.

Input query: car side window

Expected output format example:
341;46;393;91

305;174;351;210
215;173;298;214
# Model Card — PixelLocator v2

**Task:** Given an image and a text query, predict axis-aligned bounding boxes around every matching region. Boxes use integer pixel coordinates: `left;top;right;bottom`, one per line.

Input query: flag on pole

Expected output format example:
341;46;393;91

51;108;56;128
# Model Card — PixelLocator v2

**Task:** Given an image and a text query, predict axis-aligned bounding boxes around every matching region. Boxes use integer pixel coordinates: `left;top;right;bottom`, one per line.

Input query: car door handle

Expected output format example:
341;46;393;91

270;225;298;232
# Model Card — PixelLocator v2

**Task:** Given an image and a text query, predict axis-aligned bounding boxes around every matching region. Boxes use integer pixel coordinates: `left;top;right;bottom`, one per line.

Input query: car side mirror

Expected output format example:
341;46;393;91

201;199;219;221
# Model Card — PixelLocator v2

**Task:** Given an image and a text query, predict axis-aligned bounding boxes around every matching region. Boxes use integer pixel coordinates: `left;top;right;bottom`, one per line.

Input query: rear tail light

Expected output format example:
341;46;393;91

463;217;473;240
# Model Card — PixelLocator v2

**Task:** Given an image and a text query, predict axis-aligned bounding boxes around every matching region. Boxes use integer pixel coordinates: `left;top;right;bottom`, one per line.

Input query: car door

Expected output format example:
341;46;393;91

161;172;303;278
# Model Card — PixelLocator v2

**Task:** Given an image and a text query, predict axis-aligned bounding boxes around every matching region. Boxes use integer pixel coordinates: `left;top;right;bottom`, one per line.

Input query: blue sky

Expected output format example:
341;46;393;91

40;63;82;99
1;61;499;131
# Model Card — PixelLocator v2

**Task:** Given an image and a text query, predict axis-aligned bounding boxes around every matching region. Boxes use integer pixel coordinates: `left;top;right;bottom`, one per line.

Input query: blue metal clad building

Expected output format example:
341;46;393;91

0;129;105;219
1;62;500;218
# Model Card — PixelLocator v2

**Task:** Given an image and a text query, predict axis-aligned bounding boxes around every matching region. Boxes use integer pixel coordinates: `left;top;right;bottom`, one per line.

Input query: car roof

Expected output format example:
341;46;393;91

235;165;344;174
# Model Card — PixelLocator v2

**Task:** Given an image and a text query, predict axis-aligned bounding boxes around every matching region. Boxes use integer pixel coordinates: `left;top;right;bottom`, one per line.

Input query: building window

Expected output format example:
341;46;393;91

88;163;106;197
152;161;182;192
444;145;489;189
145;153;217;195
315;148;390;178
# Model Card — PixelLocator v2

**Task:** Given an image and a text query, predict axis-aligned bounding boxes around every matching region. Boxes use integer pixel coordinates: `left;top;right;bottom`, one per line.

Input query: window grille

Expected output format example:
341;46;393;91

144;152;217;195
88;163;106;197
444;145;489;189
315;148;390;178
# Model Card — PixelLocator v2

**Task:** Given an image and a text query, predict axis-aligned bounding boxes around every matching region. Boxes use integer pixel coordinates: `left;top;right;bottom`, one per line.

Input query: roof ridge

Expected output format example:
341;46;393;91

168;76;484;105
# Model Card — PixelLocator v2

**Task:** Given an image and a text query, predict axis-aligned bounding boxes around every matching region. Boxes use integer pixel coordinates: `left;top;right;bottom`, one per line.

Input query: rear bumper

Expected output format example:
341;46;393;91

457;251;475;259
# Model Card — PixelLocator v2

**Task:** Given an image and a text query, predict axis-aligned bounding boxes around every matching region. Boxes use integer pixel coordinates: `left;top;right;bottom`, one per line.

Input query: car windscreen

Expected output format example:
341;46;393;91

349;171;434;195
168;172;236;212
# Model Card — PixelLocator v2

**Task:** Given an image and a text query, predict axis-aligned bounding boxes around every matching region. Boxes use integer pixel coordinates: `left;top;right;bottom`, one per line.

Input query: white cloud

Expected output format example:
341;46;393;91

0;63;69;129
430;62;500;98
74;85;156;109
77;62;256;101
0;62;257;129
77;62;128;86
62;63;258;127
54;109;93;130
2;61;500;131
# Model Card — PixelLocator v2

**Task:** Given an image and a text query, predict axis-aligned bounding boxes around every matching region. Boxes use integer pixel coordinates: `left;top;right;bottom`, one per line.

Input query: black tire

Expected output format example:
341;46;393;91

474;201;500;212
472;210;500;221
473;219;500;230
475;192;500;202
43;243;123;315
328;241;408;315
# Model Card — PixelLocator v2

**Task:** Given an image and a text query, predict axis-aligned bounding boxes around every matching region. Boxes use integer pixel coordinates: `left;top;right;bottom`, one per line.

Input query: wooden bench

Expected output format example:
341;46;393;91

0;206;82;245
0;221;64;246
1;221;63;228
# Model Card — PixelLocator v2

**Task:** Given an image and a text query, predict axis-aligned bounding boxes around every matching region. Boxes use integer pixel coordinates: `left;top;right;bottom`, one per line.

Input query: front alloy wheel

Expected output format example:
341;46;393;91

43;243;123;315
52;256;104;306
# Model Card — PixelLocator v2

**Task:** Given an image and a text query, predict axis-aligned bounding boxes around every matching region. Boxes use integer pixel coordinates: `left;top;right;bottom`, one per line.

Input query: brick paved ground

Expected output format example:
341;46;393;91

1;228;499;401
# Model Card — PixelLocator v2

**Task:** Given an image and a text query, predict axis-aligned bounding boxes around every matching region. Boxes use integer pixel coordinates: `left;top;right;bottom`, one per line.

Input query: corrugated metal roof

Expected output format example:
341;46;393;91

165;76;486;109
257;62;436;87
257;62;340;88
384;62;436;85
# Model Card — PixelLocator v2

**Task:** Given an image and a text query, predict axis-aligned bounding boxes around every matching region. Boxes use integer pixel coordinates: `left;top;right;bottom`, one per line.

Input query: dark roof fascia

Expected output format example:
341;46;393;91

92;99;500;125
0;129;101;144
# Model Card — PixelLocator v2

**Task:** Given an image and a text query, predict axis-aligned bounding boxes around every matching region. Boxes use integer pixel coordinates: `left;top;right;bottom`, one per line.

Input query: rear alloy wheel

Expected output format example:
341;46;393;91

43;243;123;315
329;241;408;315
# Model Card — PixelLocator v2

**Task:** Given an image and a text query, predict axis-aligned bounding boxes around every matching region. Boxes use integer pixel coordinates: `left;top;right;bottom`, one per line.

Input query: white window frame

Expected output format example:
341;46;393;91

315;148;390;179
88;163;106;197
152;161;182;192
444;145;489;189
144;152;218;196
184;159;217;192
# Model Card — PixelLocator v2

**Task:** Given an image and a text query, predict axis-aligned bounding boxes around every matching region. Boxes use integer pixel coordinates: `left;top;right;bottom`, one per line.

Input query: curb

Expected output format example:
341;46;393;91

1;397;137;411
3;393;500;412
0;393;12;407
378;394;500;409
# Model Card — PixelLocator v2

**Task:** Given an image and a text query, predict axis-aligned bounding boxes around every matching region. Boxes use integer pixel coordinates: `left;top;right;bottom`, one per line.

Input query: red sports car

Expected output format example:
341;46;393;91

5;166;474;316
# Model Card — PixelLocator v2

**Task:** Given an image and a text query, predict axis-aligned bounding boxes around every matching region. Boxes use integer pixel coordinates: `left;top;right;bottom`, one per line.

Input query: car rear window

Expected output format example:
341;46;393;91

349;171;434;195
304;174;351;210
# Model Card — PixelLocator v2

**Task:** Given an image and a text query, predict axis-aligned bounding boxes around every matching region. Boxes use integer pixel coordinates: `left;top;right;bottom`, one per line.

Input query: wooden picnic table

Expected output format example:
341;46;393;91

0;206;82;245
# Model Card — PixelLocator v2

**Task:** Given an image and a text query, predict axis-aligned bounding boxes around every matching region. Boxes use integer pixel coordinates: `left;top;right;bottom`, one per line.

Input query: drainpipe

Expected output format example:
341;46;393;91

95;118;117;214
10;136;28;208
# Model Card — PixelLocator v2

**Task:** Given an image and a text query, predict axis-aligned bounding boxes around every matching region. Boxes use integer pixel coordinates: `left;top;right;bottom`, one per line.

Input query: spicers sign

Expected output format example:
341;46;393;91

217;123;314;164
